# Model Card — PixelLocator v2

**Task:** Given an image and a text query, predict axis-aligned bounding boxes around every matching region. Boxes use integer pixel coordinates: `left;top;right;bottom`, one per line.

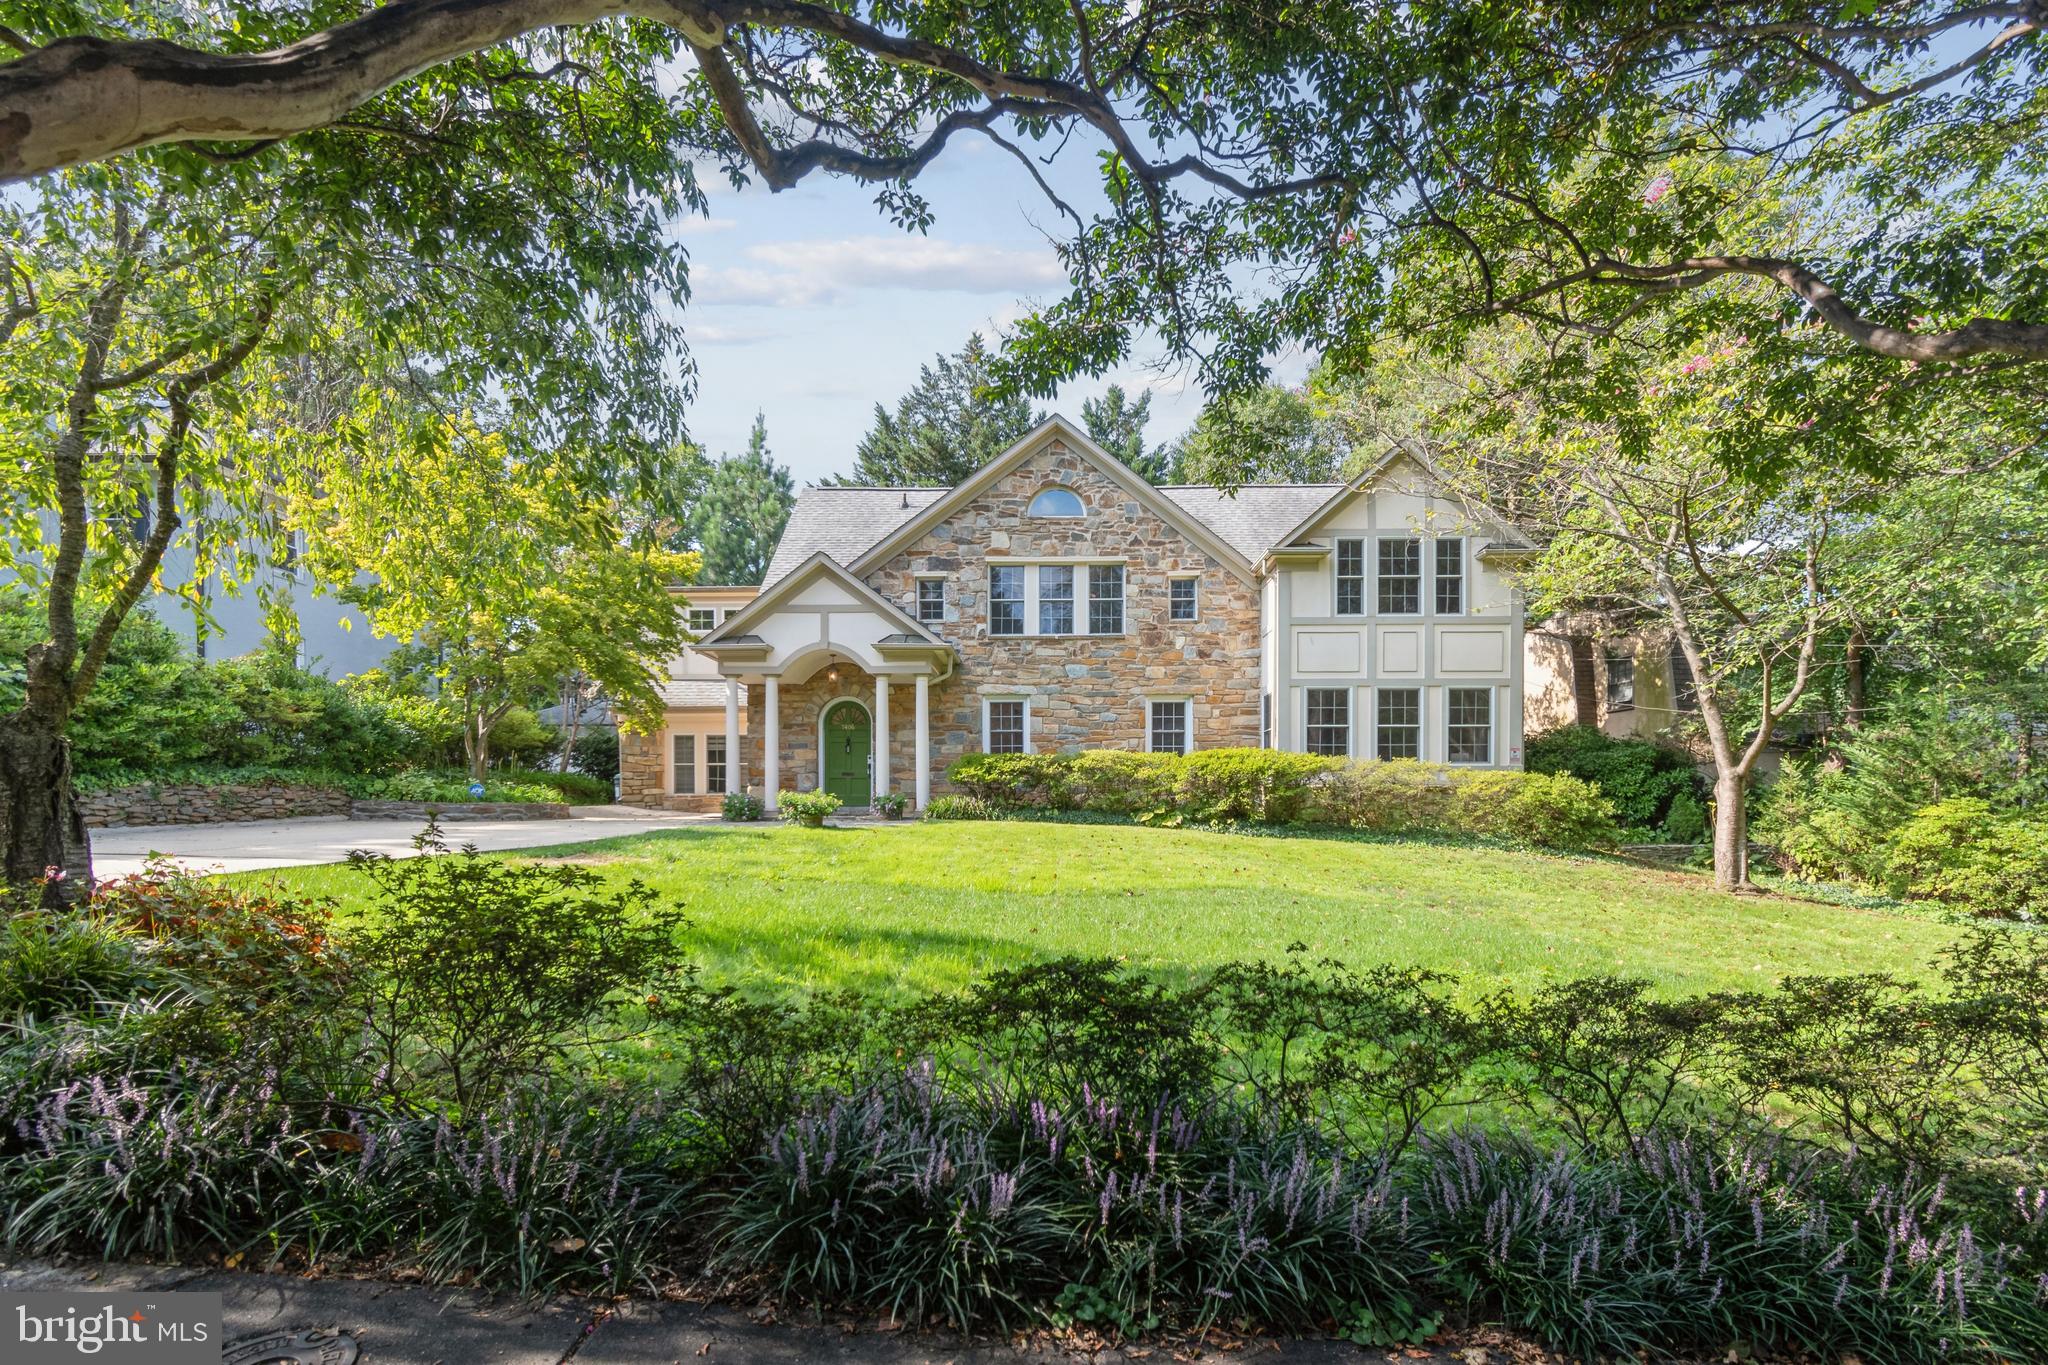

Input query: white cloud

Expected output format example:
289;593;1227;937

686;321;784;346
673;214;737;236
692;235;1064;307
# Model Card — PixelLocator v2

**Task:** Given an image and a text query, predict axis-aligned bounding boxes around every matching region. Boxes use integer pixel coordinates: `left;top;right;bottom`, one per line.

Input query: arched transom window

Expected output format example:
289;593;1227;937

1028;486;1085;517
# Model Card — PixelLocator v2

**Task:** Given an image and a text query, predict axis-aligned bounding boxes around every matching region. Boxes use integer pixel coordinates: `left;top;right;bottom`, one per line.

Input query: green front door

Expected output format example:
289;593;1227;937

821;700;872;808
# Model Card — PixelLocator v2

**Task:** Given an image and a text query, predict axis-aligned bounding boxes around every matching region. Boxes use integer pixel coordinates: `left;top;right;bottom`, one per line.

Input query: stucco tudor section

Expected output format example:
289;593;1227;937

858;438;1260;796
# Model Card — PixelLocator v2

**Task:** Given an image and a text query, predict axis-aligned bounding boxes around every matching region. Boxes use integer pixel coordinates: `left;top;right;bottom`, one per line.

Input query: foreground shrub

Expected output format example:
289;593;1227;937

347;829;692;1110
949;753;1078;809
1064;750;1180;815
1447;770;1619;851
0;893;163;1020
722;790;764;821
1883;799;2048;920
1175;749;1336;823
775;789;841;826
1524;726;1703;836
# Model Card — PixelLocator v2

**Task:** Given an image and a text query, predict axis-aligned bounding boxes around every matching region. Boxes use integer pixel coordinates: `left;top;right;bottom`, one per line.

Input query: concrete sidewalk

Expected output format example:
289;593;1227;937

0;1257;1435;1364
89;806;718;878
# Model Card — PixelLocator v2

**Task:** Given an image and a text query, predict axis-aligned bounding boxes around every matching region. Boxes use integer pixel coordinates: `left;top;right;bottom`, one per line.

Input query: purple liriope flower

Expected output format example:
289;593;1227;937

1751;1197;1765;1247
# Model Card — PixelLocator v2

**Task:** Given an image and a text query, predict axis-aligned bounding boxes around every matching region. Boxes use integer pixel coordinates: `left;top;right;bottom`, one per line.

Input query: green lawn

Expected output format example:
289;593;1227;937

241;820;1961;1001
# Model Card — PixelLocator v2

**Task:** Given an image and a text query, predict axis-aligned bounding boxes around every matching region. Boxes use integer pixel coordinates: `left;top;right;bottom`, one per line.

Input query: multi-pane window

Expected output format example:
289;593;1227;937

1261;693;1273;748
1434;538;1465;615
1446;688;1493;764
916;578;945;624
1148;699;1191;755
1376;688;1421;760
990;564;1025;636
1088;565;1125;634
705;735;728;793
986;699;1027;754
1169;576;1199;622
1305;688;1351;757
1335;538;1366;616
671;733;696;794
1669;643;1699;711
1038;565;1075;634
1606;653;1636;711
687;607;716;634
1378;537;1422;614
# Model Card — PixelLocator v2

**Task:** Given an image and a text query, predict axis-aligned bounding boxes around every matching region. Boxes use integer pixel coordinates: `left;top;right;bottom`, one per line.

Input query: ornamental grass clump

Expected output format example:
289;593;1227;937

713;1066;1430;1336
0;1067;696;1297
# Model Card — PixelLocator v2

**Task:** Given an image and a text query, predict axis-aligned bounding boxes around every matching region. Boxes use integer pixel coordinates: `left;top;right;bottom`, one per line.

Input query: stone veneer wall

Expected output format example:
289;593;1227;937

740;437;1264;802
619;722;761;811
79;781;353;829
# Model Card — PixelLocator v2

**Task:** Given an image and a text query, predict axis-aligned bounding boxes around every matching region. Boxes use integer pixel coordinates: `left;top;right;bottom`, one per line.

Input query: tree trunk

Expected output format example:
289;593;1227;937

1710;769;1750;892
0;708;92;906
1844;628;1868;731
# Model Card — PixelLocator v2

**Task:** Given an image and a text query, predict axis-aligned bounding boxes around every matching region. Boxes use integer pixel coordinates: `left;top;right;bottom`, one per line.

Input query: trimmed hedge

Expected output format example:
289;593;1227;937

947;748;1620;851
1524;725;1705;838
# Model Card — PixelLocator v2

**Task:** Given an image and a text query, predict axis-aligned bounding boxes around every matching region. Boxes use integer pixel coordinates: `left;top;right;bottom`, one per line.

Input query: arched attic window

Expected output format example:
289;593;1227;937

1029;486;1085;517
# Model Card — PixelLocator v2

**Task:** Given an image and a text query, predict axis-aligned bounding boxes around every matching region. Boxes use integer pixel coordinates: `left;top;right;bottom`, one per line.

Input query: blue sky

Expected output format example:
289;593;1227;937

671;135;1309;487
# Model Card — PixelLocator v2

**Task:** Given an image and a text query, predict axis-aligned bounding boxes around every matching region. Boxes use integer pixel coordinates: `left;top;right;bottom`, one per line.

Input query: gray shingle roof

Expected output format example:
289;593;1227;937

762;486;949;586
656;679;734;709
1157;485;1342;561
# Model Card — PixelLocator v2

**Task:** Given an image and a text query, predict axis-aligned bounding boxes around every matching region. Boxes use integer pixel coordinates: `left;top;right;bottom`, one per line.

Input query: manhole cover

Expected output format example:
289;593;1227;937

222;1328;362;1365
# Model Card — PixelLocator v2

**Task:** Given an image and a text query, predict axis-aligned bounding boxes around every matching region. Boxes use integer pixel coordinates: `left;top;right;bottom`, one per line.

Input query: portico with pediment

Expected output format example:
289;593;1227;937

695;552;954;812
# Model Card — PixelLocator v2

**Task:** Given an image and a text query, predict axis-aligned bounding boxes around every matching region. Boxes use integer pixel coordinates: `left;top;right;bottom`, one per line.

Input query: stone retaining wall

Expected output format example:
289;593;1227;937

348;800;571;822
79;783;573;829
79;781;354;829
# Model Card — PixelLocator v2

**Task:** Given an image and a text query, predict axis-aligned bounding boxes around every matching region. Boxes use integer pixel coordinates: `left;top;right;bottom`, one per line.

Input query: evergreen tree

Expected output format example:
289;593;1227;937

843;335;1040;486
1168;385;1345;487
1081;384;1169;481
689;414;795;585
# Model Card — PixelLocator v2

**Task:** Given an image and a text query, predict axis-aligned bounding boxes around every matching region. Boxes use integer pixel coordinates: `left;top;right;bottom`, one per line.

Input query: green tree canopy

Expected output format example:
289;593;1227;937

688;413;795;585
300;417;697;783
843;334;1041;487
1169;385;1346;487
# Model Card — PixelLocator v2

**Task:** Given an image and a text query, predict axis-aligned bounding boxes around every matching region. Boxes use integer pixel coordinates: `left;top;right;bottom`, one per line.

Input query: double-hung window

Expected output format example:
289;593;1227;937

990;565;1026;636
1305;688;1351;757
1038;565;1075;634
1378;537;1422;614
1148;699;1192;755
1376;689;1421;759
704;734;727;794
916;577;945;624
985;698;1029;754
1169;575;1199;622
1606;653;1636;711
686;607;716;634
1446;688;1494;764
671;733;696;794
1335;538;1366;616
1088;565;1125;634
1434;538;1465;615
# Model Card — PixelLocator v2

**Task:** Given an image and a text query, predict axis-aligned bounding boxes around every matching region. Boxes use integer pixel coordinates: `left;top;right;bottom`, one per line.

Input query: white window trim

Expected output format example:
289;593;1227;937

1333;536;1367;618
1144;695;1194;755
1445;687;1494;766
1373;686;1424;762
1168;573;1200;623
913;573;947;624
686;606;717;635
1377;534;1424;617
987;558;1128;638
1028;486;1087;518
671;730;698;795
1434;536;1466;617
1301;686;1353;758
981;695;1033;754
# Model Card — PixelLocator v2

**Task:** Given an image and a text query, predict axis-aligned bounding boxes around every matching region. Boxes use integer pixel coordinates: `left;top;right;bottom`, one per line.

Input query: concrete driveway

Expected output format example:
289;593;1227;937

89;806;716;878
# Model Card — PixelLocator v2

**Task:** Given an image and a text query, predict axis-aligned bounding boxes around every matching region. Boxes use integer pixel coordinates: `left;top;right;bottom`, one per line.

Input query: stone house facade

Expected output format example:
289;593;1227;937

620;415;1534;812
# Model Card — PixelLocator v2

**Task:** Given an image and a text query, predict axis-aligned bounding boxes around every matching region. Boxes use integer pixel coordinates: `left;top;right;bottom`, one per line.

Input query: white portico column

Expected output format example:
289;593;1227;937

724;680;741;794
763;675;780;811
914;673;931;810
873;675;891;799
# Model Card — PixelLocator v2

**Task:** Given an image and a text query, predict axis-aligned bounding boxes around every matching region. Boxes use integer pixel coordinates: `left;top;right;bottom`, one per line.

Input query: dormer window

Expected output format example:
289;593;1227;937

1028;487;1085;517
